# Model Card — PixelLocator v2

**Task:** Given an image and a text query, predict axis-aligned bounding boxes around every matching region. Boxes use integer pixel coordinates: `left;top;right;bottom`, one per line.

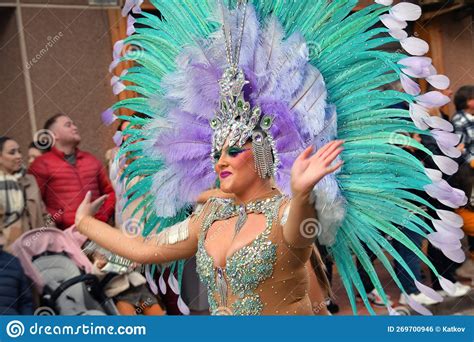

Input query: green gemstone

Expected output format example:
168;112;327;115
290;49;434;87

261;115;273;129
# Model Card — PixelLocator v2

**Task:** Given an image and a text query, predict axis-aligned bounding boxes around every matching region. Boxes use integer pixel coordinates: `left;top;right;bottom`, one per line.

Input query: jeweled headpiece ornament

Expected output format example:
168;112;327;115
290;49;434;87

210;0;277;178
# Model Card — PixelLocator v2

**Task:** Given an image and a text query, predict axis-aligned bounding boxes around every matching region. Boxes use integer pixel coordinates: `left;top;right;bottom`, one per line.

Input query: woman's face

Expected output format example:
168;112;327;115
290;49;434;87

28;147;42;166
0;139;22;174
214;140;260;194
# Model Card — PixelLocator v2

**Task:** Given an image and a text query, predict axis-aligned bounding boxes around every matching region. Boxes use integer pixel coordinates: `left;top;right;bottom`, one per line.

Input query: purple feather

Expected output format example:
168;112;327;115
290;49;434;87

400;73;420;95
431;130;460;146
127;15;136;36
424;179;456;200
424;168;442;182
437;143;462;158
438;188;468;209
416;91;450;108
415;281;443;302
145;265;158;295
113;40;124;60
439;277;456;295
442;248;466;263
424;179;467;208
113;131;123;146
177;296;190;315
168;273;179;295
437;210;463;227
398;56;432;78
427;232;461;251
158;273;167;295
432;220;464;237
426;116;453;132
403;294;433;315
109;58;120;73
101;108;117;126
432;224;464;240
432;155;458;175
409;103;430;130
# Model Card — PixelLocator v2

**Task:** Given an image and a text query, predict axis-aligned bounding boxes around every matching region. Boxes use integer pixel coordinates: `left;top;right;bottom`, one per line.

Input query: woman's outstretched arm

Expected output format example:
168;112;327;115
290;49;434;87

75;192;200;264
77;216;199;264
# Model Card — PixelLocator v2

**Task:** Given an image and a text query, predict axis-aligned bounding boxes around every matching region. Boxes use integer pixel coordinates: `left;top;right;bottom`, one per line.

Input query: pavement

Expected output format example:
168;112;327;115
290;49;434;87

330;257;474;316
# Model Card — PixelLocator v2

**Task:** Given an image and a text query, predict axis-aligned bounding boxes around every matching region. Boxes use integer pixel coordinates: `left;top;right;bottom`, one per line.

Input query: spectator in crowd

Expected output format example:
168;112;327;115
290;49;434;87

27;141;49;167
0;137;51;248
0;203;34;315
451;159;474;280
29;114;115;230
443;85;474;282
452;85;474;162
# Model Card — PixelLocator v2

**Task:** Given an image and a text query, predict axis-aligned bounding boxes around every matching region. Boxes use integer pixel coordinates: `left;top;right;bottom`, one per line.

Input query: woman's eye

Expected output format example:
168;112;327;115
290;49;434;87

228;148;244;157
213;153;221;161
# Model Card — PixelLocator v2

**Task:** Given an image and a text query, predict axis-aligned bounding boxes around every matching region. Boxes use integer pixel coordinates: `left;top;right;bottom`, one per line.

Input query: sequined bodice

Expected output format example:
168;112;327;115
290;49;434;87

195;195;283;315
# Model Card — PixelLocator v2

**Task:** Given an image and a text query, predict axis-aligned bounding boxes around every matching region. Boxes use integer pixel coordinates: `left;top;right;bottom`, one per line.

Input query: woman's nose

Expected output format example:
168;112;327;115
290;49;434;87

216;153;229;169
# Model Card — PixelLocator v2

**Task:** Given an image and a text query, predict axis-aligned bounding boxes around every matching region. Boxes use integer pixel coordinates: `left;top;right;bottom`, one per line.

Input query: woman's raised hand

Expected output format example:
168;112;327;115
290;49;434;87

75;191;108;227
290;140;344;197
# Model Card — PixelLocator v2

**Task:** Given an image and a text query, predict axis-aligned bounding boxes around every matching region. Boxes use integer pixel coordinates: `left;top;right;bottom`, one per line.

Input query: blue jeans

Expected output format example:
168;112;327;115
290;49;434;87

392;228;423;294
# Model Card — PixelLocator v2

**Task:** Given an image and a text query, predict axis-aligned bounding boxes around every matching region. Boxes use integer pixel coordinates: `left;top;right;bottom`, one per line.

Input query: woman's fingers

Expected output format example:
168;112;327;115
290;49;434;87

298;145;314;161
314;141;335;158
90;195;108;215
318;140;344;160
323;147;344;166
84;190;92;203
327;160;344;174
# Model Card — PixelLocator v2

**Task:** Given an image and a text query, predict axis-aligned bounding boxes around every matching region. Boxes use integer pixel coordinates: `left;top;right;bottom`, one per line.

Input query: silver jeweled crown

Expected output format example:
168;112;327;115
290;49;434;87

210;65;279;178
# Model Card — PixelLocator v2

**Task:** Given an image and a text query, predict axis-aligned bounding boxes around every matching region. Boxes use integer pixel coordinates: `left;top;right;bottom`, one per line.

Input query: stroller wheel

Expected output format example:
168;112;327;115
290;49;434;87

34;306;56;316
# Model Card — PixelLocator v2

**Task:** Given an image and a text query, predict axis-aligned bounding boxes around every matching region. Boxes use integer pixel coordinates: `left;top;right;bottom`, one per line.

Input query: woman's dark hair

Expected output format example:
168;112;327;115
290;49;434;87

29;141;50;153
0;136;13;154
454;85;474;112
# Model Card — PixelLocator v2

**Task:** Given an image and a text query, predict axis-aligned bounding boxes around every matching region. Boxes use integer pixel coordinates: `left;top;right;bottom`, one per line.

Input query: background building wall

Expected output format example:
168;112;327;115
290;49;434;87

0;7;32;154
1;1;118;163
441;13;474;113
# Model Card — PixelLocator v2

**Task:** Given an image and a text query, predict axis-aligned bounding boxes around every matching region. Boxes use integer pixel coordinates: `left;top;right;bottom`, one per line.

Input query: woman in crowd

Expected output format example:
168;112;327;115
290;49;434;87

0;136;51;248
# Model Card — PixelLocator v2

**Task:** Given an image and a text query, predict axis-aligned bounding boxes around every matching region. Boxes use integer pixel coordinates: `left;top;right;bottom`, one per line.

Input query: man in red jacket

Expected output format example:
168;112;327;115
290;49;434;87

29;114;115;230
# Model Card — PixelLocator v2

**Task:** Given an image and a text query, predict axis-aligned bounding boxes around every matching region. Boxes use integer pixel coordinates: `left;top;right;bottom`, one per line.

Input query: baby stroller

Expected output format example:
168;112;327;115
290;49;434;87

10;227;119;315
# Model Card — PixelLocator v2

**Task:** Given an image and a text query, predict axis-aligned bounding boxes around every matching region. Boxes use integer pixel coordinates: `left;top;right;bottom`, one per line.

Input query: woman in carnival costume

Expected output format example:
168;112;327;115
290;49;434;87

77;0;467;315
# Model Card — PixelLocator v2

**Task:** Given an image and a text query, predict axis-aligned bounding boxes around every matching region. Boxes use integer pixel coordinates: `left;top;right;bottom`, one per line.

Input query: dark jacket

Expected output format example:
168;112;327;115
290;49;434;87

29;147;116;229
0;247;33;315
